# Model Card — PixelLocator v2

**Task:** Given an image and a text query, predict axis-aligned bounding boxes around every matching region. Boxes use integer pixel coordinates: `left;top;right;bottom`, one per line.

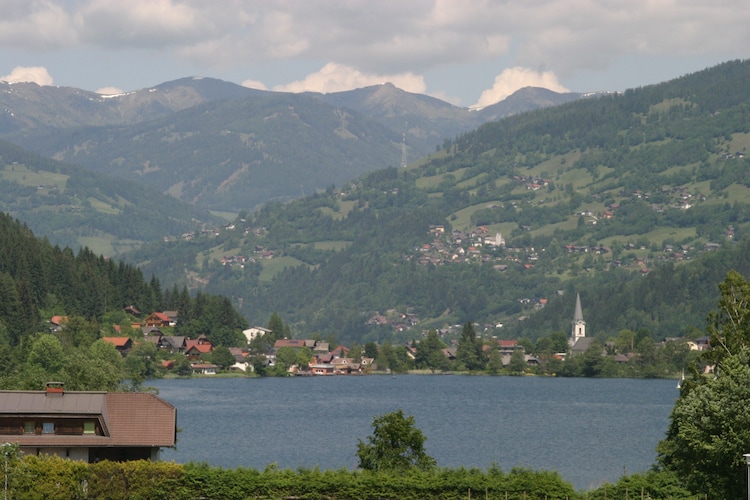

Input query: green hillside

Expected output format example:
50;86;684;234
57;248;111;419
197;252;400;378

0;139;219;254
123;59;750;345
15;93;404;211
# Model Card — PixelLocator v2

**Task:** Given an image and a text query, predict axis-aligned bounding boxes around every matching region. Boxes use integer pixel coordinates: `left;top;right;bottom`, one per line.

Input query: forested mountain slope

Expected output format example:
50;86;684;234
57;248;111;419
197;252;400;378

308;84;581;155
124;59;750;345
0;140;218;254
0;211;248;391
3;78;582;211
0;211;246;343
16;93;405;211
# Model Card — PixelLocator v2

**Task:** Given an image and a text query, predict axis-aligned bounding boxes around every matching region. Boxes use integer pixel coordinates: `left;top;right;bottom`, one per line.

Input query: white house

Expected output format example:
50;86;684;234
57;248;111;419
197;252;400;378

242;326;272;344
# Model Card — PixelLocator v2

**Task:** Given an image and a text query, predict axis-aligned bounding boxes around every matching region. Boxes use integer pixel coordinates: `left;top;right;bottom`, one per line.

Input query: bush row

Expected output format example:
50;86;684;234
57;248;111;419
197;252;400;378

6;456;580;500
6;456;697;499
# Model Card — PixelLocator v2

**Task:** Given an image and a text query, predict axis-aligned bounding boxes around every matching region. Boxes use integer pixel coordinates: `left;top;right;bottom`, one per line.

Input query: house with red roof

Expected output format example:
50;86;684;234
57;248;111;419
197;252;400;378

185;334;213;359
101;337;133;356
49;316;68;332
144;312;171;328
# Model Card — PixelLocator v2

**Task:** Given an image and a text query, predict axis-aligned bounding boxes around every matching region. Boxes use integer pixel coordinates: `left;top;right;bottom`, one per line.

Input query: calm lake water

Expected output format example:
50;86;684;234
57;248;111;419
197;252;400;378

149;376;677;491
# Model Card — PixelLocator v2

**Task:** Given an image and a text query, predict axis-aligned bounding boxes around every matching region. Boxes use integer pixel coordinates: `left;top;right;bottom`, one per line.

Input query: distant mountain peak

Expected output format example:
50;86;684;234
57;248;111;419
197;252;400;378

475;86;581;121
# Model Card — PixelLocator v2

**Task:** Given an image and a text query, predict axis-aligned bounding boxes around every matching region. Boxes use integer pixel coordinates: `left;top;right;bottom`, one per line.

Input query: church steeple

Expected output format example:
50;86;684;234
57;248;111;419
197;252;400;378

570;293;586;347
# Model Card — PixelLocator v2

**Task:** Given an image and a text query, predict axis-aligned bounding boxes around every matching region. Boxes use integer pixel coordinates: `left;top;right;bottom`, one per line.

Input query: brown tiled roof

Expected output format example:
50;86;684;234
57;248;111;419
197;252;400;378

102;337;132;347
50;315;68;326
274;339;307;348
152;312;170;322
104;393;176;447
0;390;175;448
185;341;212;354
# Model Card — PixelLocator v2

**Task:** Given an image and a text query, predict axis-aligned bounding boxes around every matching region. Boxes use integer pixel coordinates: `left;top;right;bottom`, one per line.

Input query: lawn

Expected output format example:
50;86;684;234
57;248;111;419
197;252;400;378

259;256;307;282
313;240;351;251
0;164;68;190
88;197;121;215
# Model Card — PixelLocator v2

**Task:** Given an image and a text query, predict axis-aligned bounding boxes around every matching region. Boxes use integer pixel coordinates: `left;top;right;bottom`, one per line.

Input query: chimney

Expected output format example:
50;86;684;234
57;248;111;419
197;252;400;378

45;381;65;396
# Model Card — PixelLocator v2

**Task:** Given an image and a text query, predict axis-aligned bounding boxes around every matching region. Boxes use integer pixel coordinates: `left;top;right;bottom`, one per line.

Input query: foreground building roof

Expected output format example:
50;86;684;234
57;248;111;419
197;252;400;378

0;383;176;461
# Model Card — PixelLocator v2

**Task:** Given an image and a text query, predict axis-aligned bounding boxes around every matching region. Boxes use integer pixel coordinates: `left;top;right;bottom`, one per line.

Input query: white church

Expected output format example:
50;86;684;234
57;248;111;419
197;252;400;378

569;293;594;354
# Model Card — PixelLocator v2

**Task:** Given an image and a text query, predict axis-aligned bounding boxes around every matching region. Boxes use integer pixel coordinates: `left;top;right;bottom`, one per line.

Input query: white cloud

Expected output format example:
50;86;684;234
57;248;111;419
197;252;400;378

0;66;54;85
472;67;569;109
240;79;268;91
0;1;748;104
273;62;426;95
0;2;77;49
95;86;124;95
74;0;208;47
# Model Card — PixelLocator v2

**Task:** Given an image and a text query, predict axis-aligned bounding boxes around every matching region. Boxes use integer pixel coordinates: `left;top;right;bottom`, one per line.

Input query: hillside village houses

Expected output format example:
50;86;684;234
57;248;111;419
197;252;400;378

48;291;705;377
167;182;735;281
85;308;541;375
413;185;734;273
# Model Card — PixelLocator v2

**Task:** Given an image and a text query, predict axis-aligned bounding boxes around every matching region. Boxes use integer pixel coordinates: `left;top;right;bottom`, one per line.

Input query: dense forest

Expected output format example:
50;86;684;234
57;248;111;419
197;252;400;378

0;212;247;390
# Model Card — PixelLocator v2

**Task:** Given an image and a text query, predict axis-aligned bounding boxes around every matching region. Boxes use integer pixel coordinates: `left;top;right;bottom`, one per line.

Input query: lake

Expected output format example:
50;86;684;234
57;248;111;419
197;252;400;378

149;375;677;491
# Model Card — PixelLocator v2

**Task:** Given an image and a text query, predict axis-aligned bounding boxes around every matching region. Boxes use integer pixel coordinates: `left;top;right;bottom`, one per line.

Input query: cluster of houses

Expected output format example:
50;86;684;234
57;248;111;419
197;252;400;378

55;293;712;379
95;312;545;375
619;186;707;212
272;339;375;375
366;310;420;332
52;310;382;376
720;150;746;160
417;225;508;266
271;337;542;374
513;175;551;191
52;311;224;376
416;191;735;274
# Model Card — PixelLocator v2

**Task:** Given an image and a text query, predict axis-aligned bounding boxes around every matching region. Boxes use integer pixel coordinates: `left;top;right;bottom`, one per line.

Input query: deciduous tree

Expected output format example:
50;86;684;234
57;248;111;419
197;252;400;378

414;330;448;373
657;350;750;497
657;271;750;497
356;410;436;472
27;334;64;374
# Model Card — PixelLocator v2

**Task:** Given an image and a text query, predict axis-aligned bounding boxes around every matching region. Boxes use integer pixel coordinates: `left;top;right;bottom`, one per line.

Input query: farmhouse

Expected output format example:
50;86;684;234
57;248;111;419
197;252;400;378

0;382;176;462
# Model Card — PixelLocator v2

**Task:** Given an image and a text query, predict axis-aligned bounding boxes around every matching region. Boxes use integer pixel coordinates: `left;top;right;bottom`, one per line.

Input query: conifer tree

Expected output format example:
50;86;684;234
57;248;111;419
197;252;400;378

456;321;485;371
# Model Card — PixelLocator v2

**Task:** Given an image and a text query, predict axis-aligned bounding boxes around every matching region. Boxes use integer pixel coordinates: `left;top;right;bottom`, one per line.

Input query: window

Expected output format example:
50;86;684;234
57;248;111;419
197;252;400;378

23;421;35;434
83;422;95;435
42;422;54;434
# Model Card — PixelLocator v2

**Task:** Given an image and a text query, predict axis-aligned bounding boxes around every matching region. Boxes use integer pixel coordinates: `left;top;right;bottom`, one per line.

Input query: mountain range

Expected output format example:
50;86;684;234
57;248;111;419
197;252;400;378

1;78;581;212
119;59;750;345
3;59;750;346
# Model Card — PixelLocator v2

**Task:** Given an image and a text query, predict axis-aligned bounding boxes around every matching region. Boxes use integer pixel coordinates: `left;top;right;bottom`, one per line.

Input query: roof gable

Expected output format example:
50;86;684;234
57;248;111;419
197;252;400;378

0;389;176;448
274;339;307;349
102;337;132;348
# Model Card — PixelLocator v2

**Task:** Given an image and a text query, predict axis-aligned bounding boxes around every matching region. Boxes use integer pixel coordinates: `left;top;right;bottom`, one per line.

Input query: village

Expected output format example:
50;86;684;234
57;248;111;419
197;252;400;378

62;292;708;379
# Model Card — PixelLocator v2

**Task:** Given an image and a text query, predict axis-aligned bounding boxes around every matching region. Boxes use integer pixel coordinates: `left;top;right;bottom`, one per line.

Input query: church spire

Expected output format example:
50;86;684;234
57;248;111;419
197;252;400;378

573;293;584;322
570;293;586;347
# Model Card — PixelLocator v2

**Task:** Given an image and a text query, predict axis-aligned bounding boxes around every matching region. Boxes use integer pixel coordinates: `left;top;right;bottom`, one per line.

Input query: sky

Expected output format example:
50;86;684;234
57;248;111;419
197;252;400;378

0;1;748;109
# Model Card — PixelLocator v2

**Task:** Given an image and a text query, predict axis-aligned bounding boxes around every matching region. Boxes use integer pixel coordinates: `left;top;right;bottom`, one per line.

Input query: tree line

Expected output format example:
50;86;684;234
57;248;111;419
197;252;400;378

0;212;248;391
